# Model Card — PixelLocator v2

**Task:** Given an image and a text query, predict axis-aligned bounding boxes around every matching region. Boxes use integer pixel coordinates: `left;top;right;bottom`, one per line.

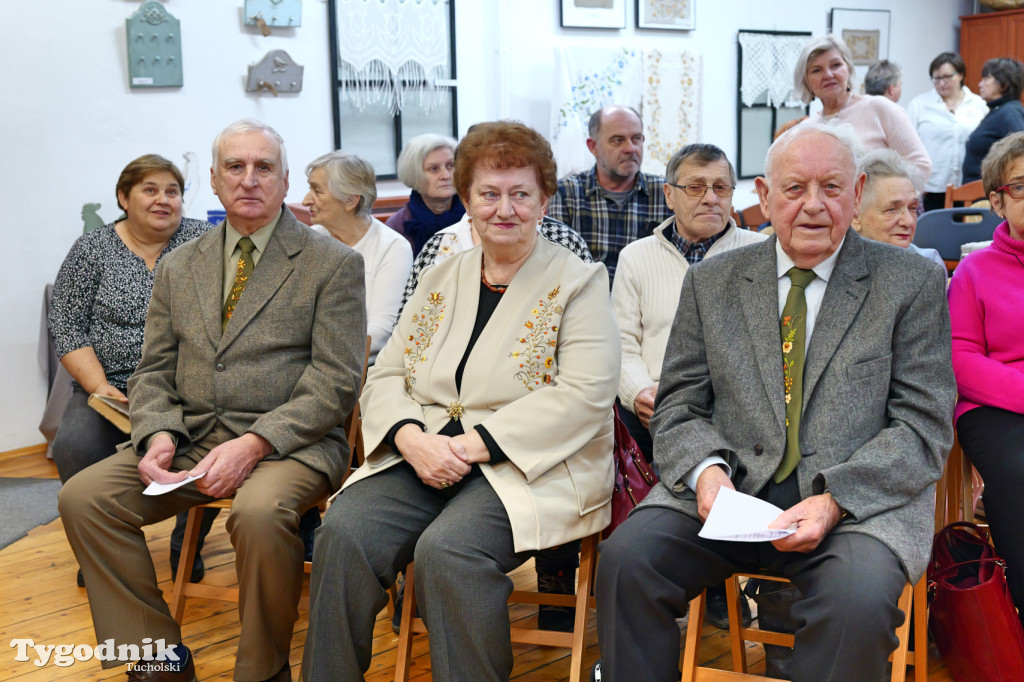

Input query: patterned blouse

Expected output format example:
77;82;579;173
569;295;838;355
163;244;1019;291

48;218;212;390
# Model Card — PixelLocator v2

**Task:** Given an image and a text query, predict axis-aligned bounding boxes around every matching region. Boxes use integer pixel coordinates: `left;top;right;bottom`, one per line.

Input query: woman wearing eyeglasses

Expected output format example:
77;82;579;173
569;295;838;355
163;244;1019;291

962;58;1024;185
907;52;989;212
612;143;766;463
949;131;1024;624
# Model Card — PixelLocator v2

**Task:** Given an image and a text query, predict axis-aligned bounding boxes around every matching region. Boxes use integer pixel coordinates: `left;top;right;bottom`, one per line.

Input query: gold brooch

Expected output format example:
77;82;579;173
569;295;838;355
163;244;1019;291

446;400;465;421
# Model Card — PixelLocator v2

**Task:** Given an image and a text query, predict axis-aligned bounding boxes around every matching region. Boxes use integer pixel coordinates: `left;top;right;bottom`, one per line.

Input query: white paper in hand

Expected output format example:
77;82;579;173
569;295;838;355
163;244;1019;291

143;471;207;496
697;487;797;542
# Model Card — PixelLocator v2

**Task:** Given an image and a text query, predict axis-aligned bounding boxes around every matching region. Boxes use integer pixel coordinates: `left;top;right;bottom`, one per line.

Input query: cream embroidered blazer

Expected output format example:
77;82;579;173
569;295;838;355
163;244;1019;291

346;236;619;552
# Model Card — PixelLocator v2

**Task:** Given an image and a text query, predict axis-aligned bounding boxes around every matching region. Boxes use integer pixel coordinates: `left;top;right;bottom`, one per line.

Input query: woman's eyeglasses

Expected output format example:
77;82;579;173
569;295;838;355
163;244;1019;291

996;183;1024;200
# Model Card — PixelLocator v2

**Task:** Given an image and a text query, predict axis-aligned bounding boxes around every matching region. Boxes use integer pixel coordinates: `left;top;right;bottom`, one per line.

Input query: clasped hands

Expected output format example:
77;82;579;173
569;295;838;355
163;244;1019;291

394;423;490;489
696;465;844;553
138;432;273;498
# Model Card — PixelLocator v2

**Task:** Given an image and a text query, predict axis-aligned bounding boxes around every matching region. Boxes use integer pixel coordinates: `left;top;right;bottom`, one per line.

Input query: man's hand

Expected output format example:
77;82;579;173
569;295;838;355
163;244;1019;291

138;433;186;486
696;464;734;522
449;430;490;464
394;424;472;489
189;433;273;499
633;384;658;429
768;493;844;553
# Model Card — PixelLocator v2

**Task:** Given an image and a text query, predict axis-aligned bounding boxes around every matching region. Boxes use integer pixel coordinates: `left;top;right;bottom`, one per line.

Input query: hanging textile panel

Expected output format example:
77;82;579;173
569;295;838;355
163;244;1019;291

737;32;806;108
551;46;644;178
641;49;701;175
335;0;449;114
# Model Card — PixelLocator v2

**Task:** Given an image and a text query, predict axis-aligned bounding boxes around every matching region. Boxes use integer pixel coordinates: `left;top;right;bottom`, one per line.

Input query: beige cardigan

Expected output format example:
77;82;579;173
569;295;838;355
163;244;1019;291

346;236;619;552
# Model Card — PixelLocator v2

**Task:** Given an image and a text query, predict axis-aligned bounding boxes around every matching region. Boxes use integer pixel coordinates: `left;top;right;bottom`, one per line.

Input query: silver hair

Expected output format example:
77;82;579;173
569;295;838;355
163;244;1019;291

864;60;902;96
793;34;859;105
763;119;863;183
306;151;378;218
858;148;923;203
395;133;458;194
664;143;736;186
211;119;288;173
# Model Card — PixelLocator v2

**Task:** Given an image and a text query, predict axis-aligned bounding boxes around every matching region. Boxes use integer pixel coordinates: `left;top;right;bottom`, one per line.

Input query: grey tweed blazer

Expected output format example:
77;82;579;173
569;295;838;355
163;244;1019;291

127;207;367;489
643;229;956;580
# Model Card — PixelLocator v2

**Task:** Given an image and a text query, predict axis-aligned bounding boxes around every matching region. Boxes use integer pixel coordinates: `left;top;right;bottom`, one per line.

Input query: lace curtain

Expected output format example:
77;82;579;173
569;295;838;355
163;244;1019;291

335;0;449;114
738;32;806;108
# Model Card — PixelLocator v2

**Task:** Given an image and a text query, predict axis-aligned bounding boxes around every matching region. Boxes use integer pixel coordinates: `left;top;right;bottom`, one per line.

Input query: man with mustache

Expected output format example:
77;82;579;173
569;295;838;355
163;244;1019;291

548;105;671;282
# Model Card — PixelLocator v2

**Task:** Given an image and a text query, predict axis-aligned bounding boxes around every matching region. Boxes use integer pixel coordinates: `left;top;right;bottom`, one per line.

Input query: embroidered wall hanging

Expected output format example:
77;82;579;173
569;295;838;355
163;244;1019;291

737;32;806;108
551;46;644;178
640;49;701;175
335;0;449;115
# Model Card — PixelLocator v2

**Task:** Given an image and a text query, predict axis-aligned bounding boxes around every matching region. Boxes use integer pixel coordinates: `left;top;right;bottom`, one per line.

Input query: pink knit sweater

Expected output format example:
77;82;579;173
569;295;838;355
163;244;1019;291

813;94;932;184
948;221;1024;422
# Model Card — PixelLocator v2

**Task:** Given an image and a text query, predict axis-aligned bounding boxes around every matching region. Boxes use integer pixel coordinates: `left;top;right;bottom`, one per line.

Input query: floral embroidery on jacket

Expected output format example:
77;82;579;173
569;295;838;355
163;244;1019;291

405;291;445;393
509;285;563;390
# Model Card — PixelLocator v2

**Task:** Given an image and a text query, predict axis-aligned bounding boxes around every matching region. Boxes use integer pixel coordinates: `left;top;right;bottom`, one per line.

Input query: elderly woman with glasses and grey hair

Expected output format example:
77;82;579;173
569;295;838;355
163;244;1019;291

949;131;1024;626
385;133;466;256
795;34;931;183
303;151;413;362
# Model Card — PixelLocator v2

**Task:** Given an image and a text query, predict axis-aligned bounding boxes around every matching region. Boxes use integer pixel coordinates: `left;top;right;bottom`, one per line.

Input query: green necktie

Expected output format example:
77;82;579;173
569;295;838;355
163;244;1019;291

775;266;816;483
222;237;256;330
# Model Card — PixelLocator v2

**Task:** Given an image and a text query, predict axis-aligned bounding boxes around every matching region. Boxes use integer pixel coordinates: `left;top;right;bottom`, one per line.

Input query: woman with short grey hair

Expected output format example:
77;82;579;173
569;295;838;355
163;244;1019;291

304;151;412;361
385;133;465;255
796;34;931;182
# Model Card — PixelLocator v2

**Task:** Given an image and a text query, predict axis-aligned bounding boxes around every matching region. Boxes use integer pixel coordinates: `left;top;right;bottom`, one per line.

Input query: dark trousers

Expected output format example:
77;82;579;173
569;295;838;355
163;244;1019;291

596;505;906;682
957;405;1024;625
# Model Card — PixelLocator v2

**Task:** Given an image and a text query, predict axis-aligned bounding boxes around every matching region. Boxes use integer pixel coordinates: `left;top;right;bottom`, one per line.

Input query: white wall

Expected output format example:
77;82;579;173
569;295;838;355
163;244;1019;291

0;0;973;449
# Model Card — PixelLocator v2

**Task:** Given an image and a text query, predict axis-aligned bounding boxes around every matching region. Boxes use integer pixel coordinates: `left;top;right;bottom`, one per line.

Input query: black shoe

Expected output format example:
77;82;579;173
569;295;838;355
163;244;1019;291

126;644;196;681
76;569;85;588
537;567;576;632
591;659;602;682
168;551;205;584
390;574;420;634
298;507;321;563
704;583;752;630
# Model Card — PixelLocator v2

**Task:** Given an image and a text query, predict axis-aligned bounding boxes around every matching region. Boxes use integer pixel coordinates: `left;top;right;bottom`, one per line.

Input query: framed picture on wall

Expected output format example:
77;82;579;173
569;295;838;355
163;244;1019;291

560;0;627;29
636;0;695;31
830;8;890;66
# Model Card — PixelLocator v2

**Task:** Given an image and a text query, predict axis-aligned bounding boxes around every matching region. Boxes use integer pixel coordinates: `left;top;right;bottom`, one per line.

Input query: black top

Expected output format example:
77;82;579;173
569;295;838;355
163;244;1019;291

963;96;1024;183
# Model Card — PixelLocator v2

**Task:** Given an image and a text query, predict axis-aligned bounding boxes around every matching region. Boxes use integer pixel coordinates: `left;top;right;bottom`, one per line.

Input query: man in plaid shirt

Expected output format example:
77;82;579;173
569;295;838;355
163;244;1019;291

547;105;672;281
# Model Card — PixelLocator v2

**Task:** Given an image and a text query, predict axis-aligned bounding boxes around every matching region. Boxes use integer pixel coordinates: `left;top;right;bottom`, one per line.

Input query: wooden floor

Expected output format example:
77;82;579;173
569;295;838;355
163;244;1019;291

0;448;956;681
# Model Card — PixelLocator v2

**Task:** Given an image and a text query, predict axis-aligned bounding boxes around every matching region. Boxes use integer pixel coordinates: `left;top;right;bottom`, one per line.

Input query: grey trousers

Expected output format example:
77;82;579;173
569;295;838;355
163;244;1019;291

52;387;127;483
596;506;906;682
303;463;530;682
58;424;332;681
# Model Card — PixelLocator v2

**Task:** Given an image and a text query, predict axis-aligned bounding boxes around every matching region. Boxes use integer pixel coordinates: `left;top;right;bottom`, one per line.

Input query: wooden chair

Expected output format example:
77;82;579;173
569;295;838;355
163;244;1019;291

680;573;923;682
170;336;371;621
943;179;986;209
394;532;600;682
912;207;1001;272
731;203;767;231
370;195;410;224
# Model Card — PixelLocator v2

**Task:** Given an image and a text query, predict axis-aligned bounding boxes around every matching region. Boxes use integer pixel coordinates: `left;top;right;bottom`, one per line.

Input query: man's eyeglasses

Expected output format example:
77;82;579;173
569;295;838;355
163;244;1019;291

996;182;1024;200
931;74;956;83
668;183;736;198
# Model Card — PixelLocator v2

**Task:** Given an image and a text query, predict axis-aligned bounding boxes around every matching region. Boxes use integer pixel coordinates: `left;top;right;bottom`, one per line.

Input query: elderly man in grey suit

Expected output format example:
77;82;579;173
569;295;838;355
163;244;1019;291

595;120;955;682
59;119;366;682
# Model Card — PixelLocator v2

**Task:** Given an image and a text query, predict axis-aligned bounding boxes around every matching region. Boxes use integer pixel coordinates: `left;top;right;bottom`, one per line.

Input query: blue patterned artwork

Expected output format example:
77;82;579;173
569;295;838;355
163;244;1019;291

126;1;183;88
245;0;302;29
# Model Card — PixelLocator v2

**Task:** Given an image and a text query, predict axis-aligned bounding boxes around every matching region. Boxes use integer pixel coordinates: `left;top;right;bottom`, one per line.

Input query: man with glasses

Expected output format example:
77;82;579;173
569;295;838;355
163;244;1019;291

609;143;766;633
548;105;672;281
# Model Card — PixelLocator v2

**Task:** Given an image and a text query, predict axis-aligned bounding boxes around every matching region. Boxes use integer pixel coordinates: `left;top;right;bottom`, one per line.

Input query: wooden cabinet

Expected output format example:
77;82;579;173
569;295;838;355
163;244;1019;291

960;9;1024;93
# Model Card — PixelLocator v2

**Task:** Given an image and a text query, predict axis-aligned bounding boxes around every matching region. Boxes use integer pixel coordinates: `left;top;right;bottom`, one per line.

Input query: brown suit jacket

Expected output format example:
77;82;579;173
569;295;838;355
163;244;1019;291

128;207;367;489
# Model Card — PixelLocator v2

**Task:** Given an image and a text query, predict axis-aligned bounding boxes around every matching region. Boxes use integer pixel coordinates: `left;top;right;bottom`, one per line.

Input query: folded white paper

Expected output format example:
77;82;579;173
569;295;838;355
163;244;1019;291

698;487;797;542
143;471;207;496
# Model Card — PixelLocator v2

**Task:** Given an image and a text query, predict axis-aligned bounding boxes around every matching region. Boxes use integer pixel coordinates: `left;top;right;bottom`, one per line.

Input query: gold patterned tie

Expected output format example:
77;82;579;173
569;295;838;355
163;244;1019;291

222;237;255;330
775;267;816;483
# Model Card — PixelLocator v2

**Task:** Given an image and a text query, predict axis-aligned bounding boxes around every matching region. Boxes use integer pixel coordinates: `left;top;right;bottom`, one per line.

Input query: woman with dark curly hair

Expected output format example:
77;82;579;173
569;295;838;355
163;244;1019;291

963;57;1024;183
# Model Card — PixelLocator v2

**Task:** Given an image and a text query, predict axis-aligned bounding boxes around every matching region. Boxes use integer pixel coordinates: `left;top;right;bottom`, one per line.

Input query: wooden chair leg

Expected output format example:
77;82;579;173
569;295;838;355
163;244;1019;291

680;592;705;682
568;536;597;682
169;505;204;622
393;563;417;682
911;575;928;682
726;575;748;674
889;581;914;682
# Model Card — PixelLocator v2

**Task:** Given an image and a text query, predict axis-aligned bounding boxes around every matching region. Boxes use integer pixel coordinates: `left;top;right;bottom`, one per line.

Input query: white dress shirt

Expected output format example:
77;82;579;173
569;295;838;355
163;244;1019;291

906;86;988;193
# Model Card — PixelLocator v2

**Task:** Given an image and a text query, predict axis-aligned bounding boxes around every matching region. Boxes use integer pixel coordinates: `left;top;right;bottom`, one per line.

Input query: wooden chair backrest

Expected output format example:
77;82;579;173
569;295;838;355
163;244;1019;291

944;179;985;209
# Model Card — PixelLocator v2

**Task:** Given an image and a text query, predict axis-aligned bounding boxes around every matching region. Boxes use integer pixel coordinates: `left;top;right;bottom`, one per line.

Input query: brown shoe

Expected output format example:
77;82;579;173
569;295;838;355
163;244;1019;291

126;655;197;682
261;663;291;682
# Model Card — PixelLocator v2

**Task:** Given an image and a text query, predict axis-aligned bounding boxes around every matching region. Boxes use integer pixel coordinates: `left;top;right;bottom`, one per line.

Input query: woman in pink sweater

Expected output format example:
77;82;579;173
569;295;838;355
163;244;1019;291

794;35;932;183
949;131;1024;622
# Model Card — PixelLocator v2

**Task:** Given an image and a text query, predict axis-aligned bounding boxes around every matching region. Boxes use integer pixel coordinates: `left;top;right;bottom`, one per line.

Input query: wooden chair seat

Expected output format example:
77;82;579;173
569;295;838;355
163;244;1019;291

394;532;600;682
680;572;925;682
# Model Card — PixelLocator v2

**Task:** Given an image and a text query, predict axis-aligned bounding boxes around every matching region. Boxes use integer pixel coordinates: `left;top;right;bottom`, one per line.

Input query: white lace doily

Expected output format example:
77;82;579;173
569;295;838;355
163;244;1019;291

738;32;807;108
641;49;701;175
335;0;450;114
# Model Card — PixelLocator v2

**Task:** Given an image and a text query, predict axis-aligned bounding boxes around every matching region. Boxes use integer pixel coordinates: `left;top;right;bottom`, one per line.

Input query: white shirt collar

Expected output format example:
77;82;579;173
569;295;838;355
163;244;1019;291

775;234;846;283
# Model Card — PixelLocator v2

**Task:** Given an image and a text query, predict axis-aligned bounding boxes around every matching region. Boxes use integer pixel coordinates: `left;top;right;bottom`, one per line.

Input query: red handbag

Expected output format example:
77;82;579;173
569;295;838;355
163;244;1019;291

603;405;658;539
928;522;1024;682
